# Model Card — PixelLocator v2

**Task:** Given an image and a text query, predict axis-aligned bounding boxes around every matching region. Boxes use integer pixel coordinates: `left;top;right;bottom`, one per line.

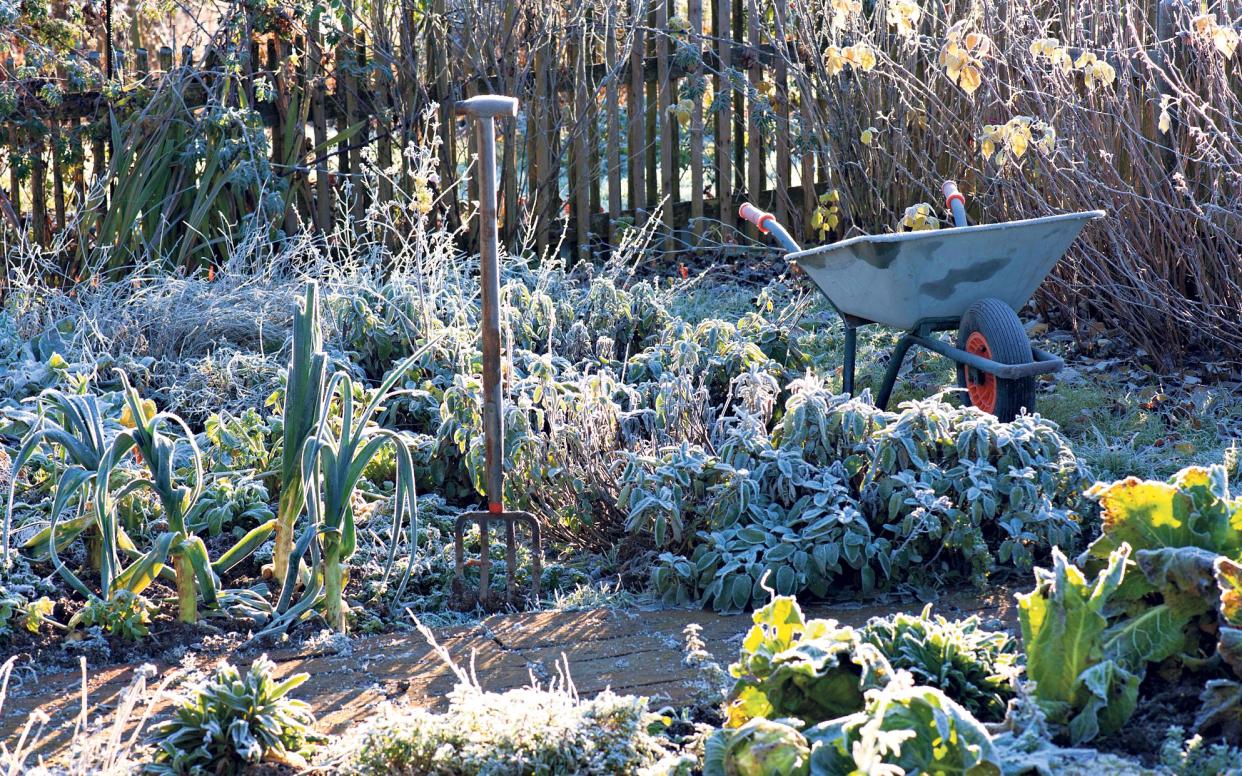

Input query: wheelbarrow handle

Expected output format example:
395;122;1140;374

738;203;801;253
942;180;968;228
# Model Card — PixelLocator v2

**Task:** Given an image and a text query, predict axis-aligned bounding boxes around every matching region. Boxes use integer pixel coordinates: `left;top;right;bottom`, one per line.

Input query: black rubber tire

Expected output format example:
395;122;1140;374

955;298;1037;422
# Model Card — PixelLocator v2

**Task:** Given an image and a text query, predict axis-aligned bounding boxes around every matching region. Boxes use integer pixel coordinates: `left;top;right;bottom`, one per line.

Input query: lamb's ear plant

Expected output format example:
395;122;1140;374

145;654;323;774
271;281;328;594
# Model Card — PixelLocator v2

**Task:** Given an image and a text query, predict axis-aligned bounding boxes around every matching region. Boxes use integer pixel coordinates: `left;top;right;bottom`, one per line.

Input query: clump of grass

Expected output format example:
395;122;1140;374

1039;375;1242;482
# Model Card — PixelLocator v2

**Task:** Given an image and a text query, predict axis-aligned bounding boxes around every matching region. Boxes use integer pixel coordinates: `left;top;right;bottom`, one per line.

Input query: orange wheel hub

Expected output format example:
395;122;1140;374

964;331;997;413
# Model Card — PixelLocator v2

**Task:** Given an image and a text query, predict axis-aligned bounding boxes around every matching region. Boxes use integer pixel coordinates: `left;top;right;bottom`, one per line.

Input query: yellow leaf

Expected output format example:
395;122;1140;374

959;64;982;94
119;398;157;429
1158;109;1172;134
860;127;877;146
1212;26;1239;59
981;138;996;159
825;47;845;76
1009;130;1029;158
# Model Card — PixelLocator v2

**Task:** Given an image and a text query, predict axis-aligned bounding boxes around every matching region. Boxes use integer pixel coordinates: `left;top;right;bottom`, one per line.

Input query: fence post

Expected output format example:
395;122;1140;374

657;0;675;253
689;0;704;245
628;0;647;224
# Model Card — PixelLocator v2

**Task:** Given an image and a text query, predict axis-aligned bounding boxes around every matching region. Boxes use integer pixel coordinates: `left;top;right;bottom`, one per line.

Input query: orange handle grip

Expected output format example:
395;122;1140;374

941;181;968;227
738;202;774;233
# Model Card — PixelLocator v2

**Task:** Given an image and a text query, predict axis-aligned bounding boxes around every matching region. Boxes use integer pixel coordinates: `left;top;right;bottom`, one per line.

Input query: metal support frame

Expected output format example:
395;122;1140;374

861;316;1063;411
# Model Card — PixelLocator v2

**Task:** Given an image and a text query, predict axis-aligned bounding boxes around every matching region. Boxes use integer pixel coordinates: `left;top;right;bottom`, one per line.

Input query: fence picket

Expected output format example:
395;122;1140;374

715;0;733;233
628;0;647;222
689;0;704;244
5;0;1220;266
773;0;789;226
657;0;674;252
31;133;48;246
311;20;331;231
573;20;592;260
605;6;623;245
745;0;762;238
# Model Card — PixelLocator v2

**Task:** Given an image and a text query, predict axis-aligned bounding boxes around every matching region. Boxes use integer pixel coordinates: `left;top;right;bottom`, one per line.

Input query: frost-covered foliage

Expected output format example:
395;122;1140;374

639;378;1090;611
708;593;1024;775
145;655;323;775
724;595;893;728
805;676;1001;776
346;685;678;775
0;583;54;638
1160;726;1242;776
858;604;1018;722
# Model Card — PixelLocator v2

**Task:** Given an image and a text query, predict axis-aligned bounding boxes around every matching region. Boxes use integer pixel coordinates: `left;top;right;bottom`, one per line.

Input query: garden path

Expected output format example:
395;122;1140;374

2;586;1018;764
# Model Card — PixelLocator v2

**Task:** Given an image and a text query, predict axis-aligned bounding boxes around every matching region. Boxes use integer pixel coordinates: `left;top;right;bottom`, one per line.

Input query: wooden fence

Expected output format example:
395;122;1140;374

0;0;835;264
0;0;1232;265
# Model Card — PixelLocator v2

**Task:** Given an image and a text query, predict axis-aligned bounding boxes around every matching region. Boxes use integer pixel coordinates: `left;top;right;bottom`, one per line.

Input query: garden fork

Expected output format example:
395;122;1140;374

451;95;542;610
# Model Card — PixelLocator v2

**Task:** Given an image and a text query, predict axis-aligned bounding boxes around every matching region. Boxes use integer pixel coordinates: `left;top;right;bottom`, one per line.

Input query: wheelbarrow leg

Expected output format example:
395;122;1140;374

876;332;917;410
842;325;857;396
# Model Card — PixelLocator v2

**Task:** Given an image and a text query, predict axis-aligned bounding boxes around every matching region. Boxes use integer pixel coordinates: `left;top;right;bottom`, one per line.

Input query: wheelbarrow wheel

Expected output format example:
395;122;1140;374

955;298;1036;422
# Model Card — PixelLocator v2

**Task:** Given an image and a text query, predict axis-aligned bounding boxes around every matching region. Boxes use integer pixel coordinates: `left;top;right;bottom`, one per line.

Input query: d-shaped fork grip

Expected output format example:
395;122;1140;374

455;95;520;119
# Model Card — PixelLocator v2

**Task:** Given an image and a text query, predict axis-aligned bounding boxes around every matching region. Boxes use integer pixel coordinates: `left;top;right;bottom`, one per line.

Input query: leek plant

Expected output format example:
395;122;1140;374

278;361;422;632
109;374;277;623
271;282;328;592
4;379;274;624
4;389;114;572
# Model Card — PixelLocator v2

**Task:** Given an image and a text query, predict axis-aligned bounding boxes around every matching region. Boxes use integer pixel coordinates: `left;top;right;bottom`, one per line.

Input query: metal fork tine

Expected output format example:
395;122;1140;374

452;510;542;610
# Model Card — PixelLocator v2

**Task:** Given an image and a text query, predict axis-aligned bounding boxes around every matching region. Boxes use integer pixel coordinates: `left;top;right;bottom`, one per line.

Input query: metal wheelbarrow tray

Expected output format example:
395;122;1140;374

741;191;1105;421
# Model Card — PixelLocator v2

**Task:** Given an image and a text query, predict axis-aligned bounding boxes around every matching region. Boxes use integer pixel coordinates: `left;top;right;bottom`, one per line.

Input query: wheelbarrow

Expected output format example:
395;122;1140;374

740;183;1105;421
